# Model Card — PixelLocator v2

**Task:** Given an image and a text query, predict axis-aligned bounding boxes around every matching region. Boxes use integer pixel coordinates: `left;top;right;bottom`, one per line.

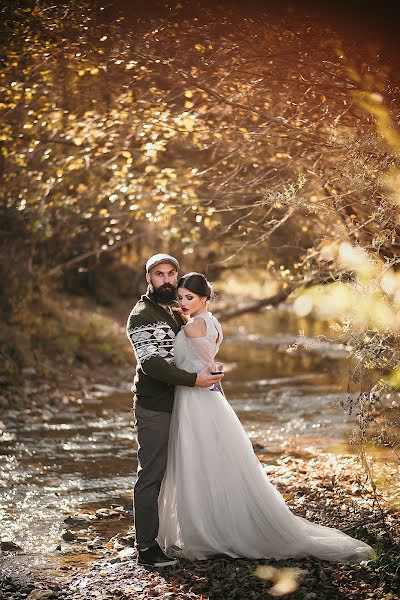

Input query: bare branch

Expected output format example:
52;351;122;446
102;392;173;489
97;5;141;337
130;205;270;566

216;272;353;321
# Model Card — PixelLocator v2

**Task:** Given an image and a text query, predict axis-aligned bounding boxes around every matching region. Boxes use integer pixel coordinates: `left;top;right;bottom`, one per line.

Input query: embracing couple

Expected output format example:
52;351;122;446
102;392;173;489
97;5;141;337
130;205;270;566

126;254;374;568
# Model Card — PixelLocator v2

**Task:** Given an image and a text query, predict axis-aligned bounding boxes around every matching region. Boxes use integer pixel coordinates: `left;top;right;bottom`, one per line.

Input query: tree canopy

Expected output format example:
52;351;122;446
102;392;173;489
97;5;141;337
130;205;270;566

2;0;399;309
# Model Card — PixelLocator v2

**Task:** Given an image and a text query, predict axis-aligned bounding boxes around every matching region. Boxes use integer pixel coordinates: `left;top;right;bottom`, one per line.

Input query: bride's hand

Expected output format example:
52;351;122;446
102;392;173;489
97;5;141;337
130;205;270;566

171;306;191;322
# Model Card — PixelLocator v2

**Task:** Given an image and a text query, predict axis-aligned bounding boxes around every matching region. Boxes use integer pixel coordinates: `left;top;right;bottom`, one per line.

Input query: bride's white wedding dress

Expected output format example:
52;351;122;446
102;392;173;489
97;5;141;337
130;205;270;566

158;311;374;562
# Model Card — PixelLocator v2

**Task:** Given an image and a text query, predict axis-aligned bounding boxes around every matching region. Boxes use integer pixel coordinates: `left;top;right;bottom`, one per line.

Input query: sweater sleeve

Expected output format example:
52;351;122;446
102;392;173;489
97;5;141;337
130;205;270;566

126;313;197;387
139;355;197;387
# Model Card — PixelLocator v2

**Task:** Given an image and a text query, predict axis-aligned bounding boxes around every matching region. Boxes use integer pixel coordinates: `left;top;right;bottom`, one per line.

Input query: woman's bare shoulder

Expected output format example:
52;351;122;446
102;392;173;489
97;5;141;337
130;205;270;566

184;316;207;338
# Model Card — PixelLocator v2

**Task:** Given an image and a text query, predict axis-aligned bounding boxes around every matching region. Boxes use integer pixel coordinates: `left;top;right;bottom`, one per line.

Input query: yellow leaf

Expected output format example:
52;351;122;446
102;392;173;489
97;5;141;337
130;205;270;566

90;68;99;75
184;90;193;98
388;368;400;387
74;137;83;146
195;44;206;53
180;116;195;132
121;150;132;159
184;101;194;109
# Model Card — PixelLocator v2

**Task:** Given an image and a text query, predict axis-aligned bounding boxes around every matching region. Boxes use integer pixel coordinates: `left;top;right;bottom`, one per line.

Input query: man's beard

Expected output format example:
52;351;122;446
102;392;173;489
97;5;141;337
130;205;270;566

152;283;177;304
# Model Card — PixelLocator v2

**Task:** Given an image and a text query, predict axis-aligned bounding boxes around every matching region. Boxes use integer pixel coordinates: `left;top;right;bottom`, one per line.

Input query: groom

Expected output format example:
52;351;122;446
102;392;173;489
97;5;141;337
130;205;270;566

126;253;223;567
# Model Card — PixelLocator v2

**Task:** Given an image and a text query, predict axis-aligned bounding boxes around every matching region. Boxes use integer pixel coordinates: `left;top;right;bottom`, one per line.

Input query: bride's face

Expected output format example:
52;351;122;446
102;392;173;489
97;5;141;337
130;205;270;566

177;287;207;316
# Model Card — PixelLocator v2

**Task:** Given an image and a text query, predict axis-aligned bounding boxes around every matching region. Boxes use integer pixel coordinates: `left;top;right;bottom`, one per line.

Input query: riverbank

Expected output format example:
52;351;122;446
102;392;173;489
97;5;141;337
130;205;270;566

1;450;399;600
0;292;134;413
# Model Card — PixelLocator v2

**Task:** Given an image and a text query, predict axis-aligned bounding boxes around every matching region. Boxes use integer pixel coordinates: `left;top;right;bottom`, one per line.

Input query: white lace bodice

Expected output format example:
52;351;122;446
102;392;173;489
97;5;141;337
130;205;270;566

174;311;223;372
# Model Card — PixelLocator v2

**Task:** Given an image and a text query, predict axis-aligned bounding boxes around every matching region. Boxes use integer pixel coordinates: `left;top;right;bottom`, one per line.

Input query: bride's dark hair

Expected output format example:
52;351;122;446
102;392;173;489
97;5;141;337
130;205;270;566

177;272;212;300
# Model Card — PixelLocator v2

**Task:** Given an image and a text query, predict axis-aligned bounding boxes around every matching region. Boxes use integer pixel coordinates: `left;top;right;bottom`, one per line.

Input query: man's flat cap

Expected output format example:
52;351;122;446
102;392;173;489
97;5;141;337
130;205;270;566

145;253;180;273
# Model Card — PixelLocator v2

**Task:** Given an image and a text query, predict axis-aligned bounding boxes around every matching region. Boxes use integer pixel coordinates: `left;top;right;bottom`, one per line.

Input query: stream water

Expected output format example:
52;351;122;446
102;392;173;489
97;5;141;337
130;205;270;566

0;308;366;577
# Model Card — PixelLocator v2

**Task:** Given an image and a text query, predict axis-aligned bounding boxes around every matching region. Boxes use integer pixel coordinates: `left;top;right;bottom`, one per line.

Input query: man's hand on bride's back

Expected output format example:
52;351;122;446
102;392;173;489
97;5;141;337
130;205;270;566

195;364;224;388
171;306;191;323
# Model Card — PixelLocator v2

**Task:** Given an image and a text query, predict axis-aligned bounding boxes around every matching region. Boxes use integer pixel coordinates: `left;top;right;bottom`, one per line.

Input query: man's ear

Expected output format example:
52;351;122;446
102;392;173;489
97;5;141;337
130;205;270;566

146;273;151;285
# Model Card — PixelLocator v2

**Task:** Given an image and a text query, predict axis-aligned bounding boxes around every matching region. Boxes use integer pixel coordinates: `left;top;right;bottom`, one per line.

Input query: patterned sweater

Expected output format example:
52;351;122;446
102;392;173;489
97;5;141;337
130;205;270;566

126;291;197;412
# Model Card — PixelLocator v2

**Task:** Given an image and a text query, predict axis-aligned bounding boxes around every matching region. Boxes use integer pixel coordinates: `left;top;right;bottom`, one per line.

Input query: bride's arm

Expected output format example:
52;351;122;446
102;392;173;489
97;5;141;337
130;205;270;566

183;318;224;387
183;317;215;366
184;317;206;338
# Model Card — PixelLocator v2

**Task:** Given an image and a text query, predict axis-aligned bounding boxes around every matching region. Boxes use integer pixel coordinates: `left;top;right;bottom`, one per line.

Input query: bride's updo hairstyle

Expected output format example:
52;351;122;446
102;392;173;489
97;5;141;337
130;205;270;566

177;272;212;300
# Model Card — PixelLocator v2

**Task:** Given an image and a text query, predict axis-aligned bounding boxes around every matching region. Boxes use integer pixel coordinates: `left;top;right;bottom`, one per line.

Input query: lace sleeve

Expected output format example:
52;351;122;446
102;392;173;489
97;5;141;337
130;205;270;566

185;336;215;367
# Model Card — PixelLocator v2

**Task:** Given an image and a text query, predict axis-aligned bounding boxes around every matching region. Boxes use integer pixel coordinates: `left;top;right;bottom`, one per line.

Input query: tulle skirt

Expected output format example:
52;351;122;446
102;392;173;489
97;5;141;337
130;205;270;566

158;386;374;563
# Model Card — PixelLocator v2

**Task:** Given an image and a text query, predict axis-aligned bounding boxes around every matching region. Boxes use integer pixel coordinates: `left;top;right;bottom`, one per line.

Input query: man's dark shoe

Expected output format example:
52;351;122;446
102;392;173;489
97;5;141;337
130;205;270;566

137;545;177;567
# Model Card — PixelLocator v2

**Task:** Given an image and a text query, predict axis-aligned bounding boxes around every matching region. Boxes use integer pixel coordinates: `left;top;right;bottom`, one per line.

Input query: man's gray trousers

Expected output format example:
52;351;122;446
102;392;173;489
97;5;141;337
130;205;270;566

133;404;172;550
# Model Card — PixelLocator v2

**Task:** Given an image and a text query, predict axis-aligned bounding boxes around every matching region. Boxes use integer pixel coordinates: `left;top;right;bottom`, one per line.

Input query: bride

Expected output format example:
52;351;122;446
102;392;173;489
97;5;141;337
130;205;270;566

158;272;374;563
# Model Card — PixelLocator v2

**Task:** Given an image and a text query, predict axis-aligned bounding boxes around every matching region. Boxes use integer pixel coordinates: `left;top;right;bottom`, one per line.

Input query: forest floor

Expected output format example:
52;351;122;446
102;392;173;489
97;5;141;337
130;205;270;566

1;294;399;600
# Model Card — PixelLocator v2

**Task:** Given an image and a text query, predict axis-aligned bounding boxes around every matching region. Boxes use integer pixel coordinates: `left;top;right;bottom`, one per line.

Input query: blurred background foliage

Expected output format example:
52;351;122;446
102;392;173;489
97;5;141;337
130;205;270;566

2;0;399;306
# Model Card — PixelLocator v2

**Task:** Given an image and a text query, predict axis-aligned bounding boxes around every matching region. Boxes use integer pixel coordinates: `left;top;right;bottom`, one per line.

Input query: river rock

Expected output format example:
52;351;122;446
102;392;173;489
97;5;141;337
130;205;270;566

91;383;121;395
110;504;127;512
87;536;103;549
26;591;54;600
61;529;76;542
95;508;120;519
64;513;93;526
252;442;265;451
109;556;121;563
118;547;136;560
0;396;10;409
22;368;37;376
0;540;23;552
114;533;134;547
